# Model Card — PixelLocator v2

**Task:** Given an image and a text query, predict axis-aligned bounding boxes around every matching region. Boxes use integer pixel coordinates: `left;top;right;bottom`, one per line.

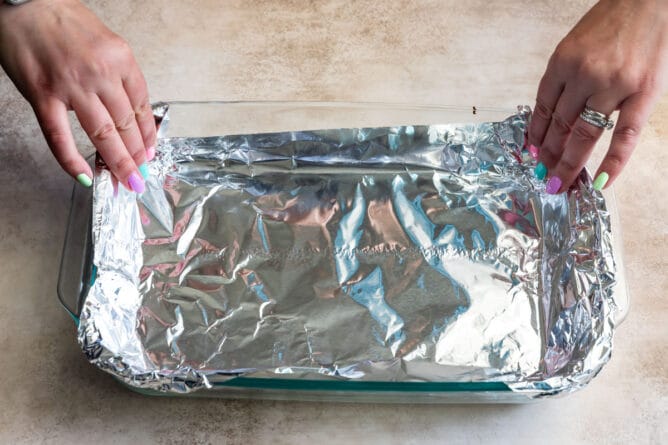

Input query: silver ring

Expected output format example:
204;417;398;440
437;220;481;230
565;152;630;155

579;106;614;130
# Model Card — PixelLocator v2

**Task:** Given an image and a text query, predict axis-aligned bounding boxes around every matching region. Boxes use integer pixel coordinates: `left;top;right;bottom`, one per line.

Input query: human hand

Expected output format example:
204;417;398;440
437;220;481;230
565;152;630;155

0;0;156;192
528;0;668;193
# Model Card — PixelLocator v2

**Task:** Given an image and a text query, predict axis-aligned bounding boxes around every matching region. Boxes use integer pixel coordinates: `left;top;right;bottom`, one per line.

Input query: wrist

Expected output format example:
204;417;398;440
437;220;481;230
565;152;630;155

0;0;69;25
1;0;71;11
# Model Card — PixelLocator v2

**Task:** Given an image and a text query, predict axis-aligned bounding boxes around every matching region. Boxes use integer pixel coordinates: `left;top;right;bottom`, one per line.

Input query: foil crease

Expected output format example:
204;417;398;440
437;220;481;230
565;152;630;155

78;106;621;397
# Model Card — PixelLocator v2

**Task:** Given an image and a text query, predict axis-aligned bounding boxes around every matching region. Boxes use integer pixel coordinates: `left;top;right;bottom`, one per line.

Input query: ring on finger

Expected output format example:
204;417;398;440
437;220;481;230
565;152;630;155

579;106;614;130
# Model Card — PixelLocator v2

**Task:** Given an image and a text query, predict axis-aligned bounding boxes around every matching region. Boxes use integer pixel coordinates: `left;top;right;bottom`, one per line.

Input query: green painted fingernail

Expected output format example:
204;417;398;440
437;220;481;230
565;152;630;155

138;163;150;179
76;173;92;188
593;172;609;191
534;162;547;180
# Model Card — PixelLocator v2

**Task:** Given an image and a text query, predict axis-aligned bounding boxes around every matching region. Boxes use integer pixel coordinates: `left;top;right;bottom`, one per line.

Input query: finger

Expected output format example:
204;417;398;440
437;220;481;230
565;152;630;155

538;83;589;170
123;64;156;160
594;93;656;189
99;84;147;170
548;93;618;193
72;93;145;193
529;68;564;149
33;98;93;187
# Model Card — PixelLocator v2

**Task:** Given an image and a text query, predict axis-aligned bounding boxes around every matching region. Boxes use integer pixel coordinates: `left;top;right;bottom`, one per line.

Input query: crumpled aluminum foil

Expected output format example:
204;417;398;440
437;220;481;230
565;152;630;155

78;106;622;397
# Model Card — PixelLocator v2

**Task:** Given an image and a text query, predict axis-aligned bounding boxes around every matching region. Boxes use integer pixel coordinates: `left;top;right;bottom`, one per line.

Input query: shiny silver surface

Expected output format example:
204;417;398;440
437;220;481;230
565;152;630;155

78;106;622;397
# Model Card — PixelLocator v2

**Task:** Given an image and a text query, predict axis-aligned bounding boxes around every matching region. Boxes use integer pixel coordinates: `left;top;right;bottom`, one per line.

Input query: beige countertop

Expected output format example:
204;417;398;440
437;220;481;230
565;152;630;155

0;1;665;443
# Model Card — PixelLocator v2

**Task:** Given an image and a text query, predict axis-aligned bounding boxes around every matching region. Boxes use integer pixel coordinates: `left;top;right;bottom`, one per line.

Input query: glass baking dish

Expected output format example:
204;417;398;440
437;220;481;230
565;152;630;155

57;101;629;403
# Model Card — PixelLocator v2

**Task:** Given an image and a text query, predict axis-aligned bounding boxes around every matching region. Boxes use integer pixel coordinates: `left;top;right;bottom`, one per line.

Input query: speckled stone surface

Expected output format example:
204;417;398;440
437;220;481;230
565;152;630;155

0;1;666;444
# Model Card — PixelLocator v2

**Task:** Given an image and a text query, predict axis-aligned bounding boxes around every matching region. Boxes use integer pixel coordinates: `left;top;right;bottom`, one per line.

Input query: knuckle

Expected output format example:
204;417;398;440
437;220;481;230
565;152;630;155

32;75;56;96
551;113;572;135
551;40;581;73
557;156;581;173
577;62;608;87
40;118;62;136
551;41;571;65
640;73;658;91
126;138;146;159
575;56;597;77
604;152;627;172
130;148;145;162
540;144;561;166
134;100;153;120
109;156;137;178
84;37;131;78
40;121;69;147
612;125;641;146
92;121;117;141
615;71;640;91
47;131;70;149
110;35;134;64
534;99;553;120
59;156;80;175
114;110;136;132
113;35;131;52
572;124;598;143
44;132;67;148
84;59;112;78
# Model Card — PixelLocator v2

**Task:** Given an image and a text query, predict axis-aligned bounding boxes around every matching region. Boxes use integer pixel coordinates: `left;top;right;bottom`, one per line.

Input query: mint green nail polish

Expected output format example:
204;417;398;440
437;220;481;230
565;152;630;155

138;163;150;179
76;173;92;188
593;172;609;191
534;162;547;180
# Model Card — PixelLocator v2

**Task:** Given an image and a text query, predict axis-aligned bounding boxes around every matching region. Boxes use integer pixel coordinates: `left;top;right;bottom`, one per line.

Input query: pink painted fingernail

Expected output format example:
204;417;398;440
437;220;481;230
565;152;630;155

128;172;145;194
146;146;156;161
528;144;539;160
546;176;562;194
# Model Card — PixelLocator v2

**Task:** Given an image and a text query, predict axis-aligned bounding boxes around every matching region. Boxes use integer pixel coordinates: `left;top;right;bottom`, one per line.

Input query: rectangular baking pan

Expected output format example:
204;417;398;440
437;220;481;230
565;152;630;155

58;101;628;402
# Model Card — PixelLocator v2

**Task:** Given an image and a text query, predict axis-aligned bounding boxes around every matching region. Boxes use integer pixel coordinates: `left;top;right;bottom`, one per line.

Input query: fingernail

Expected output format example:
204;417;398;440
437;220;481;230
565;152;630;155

593;172;609;191
146;146;156;161
138;163;150;179
528;144;539;160
534;162;547;180
128;172;145;194
76;173;92;188
546;176;562;194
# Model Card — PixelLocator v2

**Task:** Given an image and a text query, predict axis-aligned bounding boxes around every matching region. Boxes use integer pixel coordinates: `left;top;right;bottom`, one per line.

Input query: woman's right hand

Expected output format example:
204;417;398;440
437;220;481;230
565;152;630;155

528;0;668;193
0;0;156;192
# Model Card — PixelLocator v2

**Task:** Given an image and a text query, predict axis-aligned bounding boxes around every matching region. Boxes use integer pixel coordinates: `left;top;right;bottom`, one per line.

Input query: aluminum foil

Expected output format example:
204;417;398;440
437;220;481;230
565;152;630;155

78;106;622;397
